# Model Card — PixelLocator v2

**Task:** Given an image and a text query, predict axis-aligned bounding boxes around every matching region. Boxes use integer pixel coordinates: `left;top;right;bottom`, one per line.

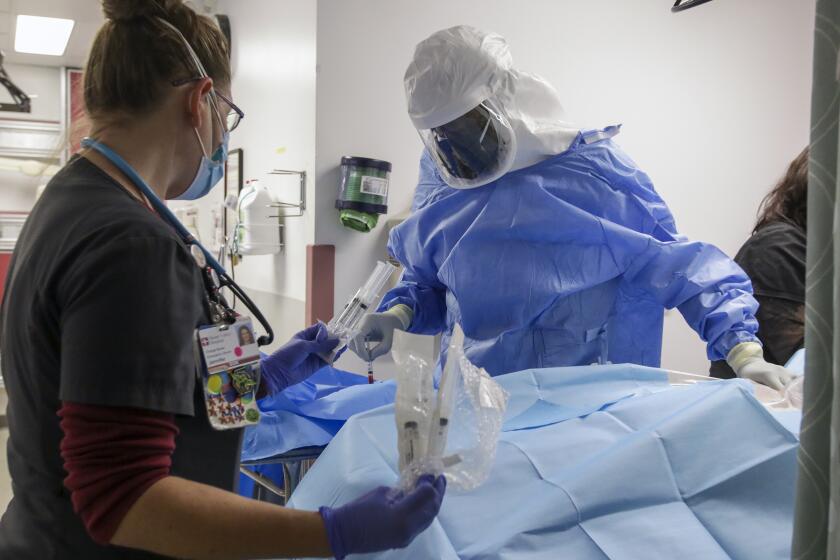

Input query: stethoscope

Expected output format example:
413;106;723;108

80;137;275;347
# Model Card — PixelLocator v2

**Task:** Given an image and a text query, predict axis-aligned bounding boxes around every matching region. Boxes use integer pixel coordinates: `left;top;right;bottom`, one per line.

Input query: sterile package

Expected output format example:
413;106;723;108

322;261;398;362
781;349;805;410
392;325;508;491
784;376;804;409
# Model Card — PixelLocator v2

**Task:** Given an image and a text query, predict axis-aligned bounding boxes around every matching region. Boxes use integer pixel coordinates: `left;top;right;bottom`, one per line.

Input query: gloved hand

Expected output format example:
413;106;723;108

349;304;413;361
259;322;339;395
319;474;446;559
727;341;795;392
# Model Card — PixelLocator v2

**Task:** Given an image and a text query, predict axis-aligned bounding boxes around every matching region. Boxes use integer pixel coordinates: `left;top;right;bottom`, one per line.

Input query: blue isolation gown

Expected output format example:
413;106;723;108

381;128;759;376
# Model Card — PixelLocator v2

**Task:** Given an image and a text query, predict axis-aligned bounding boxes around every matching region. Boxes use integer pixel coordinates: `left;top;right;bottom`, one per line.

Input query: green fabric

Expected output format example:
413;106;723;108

339;209;378;232
792;2;840;558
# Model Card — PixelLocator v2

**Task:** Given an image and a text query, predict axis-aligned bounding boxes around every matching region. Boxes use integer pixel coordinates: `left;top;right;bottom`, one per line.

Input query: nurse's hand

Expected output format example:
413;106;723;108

319;474;446;559
349;305;413;361
260;322;339;395
728;341;795;392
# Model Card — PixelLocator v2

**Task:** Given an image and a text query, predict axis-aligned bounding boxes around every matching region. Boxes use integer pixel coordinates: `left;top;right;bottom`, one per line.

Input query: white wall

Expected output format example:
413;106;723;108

315;0;815;375
214;0;317;348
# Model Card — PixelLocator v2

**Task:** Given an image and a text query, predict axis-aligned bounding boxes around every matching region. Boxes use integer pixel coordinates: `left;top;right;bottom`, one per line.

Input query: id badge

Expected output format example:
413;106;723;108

196;317;262;430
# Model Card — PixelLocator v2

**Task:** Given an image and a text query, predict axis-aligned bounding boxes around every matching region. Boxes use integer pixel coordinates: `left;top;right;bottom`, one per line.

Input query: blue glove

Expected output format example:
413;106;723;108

259;323;339;395
319;474;446;559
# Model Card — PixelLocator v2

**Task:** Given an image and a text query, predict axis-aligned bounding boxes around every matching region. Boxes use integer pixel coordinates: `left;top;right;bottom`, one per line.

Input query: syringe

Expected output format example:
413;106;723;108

427;325;464;460
427;357;456;459
321;260;398;363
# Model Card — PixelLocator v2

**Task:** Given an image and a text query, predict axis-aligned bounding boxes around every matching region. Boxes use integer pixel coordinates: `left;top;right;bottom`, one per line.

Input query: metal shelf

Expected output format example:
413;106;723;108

0;119;62;161
267;169;306;218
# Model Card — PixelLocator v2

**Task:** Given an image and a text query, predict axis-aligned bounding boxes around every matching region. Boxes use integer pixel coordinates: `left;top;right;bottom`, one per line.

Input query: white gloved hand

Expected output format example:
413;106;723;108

349;305;413;361
727;342;795;391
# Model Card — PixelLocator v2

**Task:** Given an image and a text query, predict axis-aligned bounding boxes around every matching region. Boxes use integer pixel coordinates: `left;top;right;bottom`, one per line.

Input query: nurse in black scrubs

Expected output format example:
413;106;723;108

710;148;808;379
0;1;444;559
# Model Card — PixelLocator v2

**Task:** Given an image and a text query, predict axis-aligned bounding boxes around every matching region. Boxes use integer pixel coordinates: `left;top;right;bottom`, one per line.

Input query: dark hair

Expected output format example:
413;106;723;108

238;326;254;345
85;0;230;121
754;147;809;233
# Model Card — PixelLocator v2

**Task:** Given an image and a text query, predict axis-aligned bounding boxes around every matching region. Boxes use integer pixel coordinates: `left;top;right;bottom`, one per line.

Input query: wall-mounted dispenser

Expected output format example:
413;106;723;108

335;156;391;233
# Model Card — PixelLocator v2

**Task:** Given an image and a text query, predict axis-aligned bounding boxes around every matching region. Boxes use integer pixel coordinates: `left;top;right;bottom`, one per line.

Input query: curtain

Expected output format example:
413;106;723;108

792;0;840;558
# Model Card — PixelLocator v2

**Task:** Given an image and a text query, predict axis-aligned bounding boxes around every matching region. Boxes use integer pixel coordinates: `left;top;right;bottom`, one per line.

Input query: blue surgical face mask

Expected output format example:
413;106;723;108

175;102;229;201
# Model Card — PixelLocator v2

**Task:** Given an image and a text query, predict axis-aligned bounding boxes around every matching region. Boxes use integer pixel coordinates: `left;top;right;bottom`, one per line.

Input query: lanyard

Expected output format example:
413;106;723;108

80;137;274;346
82;138;224;274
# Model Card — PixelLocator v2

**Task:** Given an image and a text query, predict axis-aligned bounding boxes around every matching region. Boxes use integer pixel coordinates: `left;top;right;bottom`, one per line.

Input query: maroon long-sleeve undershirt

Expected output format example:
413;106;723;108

58;402;178;545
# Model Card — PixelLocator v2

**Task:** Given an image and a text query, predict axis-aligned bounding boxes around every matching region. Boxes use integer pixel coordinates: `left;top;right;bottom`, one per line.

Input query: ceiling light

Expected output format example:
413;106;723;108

14;15;75;56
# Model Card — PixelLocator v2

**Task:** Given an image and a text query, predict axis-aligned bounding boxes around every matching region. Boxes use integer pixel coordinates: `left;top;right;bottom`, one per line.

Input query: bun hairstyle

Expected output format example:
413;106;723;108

85;0;230;121
101;0;178;21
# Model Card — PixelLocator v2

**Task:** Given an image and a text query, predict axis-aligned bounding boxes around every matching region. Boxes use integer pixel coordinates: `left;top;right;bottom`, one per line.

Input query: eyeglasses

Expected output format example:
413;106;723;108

213;90;244;132
172;77;245;132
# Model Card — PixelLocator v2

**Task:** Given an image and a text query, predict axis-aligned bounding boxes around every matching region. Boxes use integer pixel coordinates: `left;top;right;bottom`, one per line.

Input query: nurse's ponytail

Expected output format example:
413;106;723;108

84;0;230;121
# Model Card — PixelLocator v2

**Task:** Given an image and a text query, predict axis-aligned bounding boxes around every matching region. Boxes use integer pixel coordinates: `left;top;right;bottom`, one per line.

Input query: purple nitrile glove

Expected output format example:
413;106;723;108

259;322;339;395
319;474;446;559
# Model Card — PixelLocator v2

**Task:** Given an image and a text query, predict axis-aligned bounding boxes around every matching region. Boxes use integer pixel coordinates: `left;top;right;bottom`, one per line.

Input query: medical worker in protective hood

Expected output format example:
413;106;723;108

350;25;794;391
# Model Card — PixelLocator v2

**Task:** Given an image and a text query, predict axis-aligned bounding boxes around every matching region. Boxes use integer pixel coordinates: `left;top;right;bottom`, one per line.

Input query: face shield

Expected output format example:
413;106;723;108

406;26;580;190
418;97;516;189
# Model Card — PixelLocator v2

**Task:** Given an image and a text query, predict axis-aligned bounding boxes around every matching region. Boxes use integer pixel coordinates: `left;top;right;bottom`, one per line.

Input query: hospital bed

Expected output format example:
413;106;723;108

241;362;802;503
240;445;323;503
244;363;802;560
285;364;801;559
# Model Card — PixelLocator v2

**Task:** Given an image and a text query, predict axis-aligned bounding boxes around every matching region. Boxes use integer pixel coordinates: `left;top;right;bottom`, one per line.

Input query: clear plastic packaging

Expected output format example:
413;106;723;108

784;376;804;410
665;369;789;408
393;325;508;492
323;260;398;363
394;349;434;473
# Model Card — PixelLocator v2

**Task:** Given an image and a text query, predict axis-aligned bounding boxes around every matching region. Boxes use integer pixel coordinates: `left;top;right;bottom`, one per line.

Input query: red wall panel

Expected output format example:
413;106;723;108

0;252;12;303
306;245;335;325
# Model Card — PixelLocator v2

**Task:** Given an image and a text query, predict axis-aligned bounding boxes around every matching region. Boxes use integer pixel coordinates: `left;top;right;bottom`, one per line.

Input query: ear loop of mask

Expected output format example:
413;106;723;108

157;17;228;158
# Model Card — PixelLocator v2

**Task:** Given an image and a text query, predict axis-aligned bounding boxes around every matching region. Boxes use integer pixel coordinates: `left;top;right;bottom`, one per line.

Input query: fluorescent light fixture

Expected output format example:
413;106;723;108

14;15;75;56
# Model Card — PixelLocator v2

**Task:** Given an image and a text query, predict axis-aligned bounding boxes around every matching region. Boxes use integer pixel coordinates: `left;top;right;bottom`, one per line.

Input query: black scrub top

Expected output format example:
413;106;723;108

710;220;806;378
0;156;242;559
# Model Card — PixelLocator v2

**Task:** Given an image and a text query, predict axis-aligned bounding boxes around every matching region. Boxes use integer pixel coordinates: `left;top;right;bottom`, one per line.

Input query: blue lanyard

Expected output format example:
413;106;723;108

80;137;226;277
79;137;275;346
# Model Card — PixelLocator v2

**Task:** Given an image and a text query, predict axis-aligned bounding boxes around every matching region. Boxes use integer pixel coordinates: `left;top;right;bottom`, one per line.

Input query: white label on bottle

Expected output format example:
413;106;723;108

360;176;389;198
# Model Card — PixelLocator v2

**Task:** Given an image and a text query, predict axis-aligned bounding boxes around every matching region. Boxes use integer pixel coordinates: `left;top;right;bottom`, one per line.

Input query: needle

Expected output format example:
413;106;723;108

365;336;374;384
367;361;374;384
